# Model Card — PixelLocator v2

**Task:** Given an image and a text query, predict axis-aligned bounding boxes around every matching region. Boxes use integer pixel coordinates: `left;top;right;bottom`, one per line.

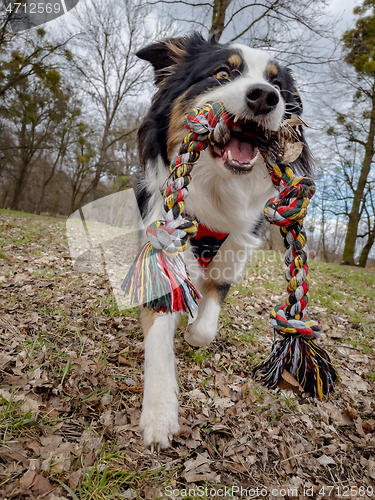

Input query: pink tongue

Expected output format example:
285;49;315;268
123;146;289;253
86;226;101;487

222;137;256;163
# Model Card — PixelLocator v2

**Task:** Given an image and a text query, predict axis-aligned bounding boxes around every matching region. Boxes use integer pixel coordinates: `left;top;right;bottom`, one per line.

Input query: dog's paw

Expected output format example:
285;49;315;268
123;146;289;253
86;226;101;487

140;410;179;450
184;321;217;347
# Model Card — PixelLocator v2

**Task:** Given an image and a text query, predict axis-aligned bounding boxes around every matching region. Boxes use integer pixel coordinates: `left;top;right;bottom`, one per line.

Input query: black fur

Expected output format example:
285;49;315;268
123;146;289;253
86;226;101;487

135;175;151;220
264;64;312;176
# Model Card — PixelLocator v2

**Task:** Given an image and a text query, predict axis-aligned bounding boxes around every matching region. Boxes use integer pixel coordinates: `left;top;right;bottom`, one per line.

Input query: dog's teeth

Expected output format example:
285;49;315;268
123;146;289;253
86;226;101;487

228;150;233;161
250;157;257;166
234;115;239;122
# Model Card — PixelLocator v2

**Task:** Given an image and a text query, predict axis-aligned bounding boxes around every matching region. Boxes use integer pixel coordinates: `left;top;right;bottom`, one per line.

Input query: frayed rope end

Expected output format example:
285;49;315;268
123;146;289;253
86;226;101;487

252;334;340;399
121;242;201;316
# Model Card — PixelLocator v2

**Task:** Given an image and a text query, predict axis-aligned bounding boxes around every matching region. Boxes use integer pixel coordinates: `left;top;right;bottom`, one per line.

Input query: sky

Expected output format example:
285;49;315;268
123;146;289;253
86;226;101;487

329;0;359;26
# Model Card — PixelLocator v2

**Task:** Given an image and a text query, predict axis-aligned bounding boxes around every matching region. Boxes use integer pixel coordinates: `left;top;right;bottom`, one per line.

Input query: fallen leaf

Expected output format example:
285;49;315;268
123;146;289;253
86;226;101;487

283;115;308;127
215;373;231;398
355;418;365;437
99;410;113;429
32;474;53;495
25;439;42;456
282;141;304;164
368;459;375;480
69;470;83;493
323;402;354;427
241;381;256;404
183;454;219;483
114;409;128;426
189;388;207;404
0;389;40;415
0;354;13;368
339;370;371;393
300;414;314;430
277;371;304;394
362;419;375;433
19;469;36;489
212;396;234;409
317;455;335;466
346;406;357;420
0;442;28;462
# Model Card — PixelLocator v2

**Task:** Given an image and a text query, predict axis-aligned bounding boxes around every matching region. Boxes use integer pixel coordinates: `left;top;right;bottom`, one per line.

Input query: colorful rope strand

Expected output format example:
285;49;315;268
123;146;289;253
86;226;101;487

253;136;339;398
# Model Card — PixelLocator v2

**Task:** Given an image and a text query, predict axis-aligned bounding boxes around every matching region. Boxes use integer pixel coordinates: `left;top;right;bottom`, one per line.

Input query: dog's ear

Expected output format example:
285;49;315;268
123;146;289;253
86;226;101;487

136;37;190;85
136;39;185;71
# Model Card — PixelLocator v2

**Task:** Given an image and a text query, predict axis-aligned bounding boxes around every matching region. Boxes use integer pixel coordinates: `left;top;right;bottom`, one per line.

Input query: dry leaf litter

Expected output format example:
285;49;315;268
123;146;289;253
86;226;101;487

0;212;375;499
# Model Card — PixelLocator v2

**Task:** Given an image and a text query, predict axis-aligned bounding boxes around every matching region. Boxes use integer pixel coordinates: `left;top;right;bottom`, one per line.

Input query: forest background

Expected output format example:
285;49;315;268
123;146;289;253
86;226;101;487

1;0;375;267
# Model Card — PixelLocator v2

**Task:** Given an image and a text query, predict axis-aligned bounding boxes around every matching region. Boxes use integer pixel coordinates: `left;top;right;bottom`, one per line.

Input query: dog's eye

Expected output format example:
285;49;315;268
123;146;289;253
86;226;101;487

215;69;230;80
273;81;282;91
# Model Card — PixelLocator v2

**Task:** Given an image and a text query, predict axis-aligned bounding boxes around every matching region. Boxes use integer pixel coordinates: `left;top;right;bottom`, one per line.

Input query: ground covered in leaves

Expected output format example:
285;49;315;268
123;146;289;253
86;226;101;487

1;209;375;500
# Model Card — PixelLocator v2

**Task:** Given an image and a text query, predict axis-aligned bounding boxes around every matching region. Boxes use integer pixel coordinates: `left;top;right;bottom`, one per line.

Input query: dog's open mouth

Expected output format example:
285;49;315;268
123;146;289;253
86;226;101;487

211;121;268;174
213;137;258;173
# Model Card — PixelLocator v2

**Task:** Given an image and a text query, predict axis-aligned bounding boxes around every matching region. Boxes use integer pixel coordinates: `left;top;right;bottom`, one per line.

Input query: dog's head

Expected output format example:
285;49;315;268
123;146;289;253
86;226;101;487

137;33;312;176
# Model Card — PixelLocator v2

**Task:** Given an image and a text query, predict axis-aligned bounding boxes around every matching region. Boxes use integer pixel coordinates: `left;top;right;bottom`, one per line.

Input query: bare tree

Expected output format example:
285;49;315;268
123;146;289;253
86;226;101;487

35;101;81;214
65;0;159;202
64;121;96;212
318;100;375;267
357;184;375;267
333;0;375;266
149;0;336;66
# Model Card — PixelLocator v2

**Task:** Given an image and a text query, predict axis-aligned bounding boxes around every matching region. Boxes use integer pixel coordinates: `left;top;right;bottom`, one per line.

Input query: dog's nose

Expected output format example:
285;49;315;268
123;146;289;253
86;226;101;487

246;84;279;115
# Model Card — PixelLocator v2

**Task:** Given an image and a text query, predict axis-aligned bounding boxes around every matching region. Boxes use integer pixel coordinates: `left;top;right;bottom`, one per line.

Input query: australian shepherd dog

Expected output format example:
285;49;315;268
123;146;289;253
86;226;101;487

134;33;312;449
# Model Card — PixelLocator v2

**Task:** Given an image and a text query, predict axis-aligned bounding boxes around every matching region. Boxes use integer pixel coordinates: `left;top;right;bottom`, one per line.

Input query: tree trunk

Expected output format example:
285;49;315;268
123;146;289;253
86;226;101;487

321;199;329;262
88;127;109;202
358;231;375;268
36;182;47;215
36;157;61;214
322;226;329;262
342;92;375;265
10;165;27;210
209;0;233;40
2;186;9;208
52;183;61;216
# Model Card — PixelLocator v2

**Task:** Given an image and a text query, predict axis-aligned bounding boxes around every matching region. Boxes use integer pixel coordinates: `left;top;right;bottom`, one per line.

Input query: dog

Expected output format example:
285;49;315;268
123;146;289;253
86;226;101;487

134;33;312;449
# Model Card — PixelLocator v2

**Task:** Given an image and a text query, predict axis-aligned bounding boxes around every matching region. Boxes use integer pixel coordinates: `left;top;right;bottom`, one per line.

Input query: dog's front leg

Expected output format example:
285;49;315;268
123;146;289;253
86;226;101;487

184;280;230;347
140;309;180;449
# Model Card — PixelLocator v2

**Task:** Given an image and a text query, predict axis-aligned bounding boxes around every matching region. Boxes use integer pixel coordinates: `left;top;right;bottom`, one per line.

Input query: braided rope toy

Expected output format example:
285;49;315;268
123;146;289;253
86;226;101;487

122;102;232;315
122;101;339;398
253;141;339;398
